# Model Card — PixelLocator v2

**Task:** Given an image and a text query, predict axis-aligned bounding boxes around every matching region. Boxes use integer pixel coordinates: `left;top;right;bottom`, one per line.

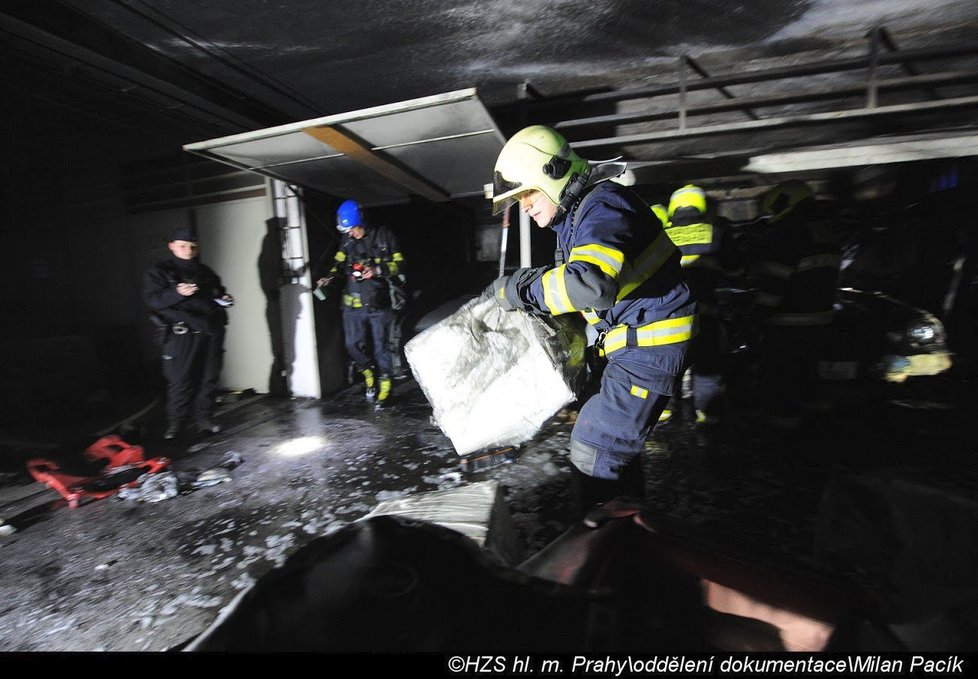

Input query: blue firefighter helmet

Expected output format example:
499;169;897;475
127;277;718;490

336;199;364;233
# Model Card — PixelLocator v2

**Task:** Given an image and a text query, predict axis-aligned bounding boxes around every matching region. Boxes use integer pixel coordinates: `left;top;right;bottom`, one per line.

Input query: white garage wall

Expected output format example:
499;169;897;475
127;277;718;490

195;197;274;393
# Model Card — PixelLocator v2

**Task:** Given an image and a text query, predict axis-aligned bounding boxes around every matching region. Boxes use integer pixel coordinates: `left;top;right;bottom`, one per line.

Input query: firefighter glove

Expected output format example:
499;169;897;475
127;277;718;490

481;275;517;311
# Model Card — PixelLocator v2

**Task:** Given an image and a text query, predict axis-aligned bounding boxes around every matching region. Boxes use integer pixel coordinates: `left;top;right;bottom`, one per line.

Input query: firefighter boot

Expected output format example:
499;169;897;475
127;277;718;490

375;375;392;410
695;410;723;428
361;368;376;402
570;458;645;523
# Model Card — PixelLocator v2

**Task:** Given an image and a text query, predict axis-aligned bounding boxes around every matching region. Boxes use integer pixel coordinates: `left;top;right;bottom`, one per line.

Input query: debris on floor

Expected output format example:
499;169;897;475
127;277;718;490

191;467;232;490
219;451;244;470
25;435;170;508
117;471;179;503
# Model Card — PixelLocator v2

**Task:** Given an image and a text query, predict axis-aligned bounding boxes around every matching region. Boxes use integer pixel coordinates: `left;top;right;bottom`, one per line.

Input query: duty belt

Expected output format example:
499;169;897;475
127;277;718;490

596;314;698;357
170;322;207;335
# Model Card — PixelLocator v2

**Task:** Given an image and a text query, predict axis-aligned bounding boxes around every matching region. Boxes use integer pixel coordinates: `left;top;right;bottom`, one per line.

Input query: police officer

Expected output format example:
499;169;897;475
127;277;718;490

749;179;842;430
487;125;697;514
659;184;740;428
143;228;234;439
317;199;405;408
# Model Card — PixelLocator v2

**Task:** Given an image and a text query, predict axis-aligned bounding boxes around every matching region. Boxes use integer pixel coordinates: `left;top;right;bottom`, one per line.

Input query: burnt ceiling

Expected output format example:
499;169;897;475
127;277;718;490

2;0;978;199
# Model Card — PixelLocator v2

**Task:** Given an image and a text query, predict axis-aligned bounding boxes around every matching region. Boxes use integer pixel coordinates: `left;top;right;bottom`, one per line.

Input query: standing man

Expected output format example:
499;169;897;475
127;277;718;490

144;227;233;439
749;179;842;430
487;125;697;514
317;199;405;409
659;184;740;428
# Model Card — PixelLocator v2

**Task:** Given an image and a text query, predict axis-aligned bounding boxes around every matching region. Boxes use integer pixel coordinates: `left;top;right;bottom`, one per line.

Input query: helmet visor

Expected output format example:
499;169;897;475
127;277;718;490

491;171;529;215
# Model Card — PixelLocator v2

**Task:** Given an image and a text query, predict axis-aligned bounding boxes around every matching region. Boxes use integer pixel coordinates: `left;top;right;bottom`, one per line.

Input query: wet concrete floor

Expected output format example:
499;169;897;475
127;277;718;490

1;373;977;651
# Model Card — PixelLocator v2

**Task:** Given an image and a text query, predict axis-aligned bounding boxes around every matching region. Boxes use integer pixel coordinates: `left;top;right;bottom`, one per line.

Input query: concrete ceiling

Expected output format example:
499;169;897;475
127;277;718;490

3;0;978;197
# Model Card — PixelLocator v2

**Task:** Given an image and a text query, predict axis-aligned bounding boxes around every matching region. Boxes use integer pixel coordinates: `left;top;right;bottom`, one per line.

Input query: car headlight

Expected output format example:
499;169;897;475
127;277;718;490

909;316;946;349
908;324;936;342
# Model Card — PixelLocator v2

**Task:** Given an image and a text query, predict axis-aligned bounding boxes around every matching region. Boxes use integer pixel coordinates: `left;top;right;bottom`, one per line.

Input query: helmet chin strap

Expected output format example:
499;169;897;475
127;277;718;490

542;159;626;228
550;169;592;226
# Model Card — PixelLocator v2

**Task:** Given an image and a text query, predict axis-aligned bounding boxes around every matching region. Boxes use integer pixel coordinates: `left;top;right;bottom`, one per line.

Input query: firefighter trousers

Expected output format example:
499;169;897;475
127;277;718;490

667;312;726;419
570;344;686;481
342;306;394;376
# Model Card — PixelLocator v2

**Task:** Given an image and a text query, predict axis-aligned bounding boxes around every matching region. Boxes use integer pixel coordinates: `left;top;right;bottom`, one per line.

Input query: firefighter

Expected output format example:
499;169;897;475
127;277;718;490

748;179;842;430
486;125;697;514
659;184;740;428
144;227;234;439
317;199;406;408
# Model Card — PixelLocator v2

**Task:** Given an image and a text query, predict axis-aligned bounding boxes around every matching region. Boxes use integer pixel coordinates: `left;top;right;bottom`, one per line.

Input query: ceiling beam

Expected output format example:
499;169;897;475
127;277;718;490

515;44;978;111
302;125;450;202
572;95;978;149
744;132;978;173
555;71;978;131
684;55;758;121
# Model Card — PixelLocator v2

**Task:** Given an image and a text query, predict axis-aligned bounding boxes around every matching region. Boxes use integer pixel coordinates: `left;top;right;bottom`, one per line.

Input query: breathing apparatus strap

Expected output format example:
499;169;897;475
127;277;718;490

553;169;591;224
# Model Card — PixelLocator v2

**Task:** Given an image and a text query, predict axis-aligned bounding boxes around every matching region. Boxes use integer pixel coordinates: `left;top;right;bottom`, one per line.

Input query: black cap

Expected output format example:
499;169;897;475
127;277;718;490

169;227;198;243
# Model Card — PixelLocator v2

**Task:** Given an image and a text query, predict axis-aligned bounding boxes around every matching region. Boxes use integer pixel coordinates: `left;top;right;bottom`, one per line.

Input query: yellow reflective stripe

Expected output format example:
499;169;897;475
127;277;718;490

630;385;649;399
388;261;400;275
542;265;575;314
769;311;834;326
664;223;713;248
635;314;696;346
755;291;782;307
797;253;841;271
334;251;347;262
617;231;677;300
601;314;697;355
392;252;404;262
569;253;618;278
343;294;362;308
758;261;793;279
569;244;624;279
603;331;628;354
680;254;701;267
582;309;600;325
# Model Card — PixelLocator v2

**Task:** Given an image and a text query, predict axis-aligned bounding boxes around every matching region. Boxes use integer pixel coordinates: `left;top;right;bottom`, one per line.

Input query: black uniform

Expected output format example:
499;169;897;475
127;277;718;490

748;199;842;426
327;225;405;380
144;256;229;430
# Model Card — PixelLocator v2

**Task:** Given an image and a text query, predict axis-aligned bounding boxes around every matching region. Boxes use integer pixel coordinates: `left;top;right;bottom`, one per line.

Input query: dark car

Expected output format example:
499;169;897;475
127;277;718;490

719;286;953;411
